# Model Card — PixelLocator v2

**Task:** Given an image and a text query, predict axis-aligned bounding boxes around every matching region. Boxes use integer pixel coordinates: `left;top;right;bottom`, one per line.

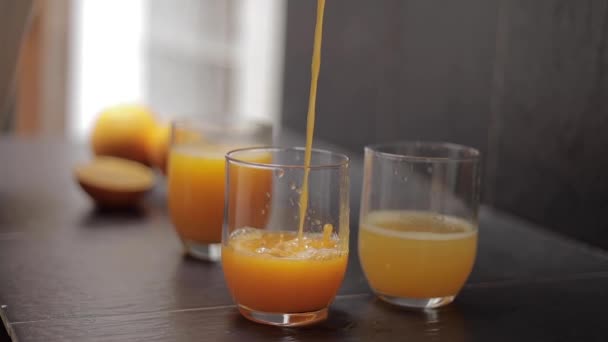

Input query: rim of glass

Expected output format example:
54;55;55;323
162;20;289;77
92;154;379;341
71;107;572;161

365;141;480;162
172;116;272;133
226;146;350;170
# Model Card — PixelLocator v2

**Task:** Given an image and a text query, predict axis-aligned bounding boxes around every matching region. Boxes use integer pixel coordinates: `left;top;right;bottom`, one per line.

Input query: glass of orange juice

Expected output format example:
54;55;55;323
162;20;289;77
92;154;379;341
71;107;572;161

359;142;480;309
168;118;272;261
222;147;350;327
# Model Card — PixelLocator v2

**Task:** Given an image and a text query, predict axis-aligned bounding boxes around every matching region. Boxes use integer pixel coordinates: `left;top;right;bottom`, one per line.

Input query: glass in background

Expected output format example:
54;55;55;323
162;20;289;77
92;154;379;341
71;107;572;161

168;118;272;261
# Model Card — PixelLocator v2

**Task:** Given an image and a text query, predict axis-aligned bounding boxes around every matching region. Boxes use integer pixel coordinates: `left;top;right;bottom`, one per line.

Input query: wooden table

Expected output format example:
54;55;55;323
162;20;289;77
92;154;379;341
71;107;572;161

1;136;608;341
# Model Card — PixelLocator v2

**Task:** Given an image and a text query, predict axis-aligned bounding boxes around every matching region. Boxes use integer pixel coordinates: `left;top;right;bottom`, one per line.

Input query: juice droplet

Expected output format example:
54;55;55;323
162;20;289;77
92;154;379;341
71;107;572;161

393;167;399;176
275;169;285;178
265;192;271;199
401;176;408;182
261;209;266;215
289;182;297;190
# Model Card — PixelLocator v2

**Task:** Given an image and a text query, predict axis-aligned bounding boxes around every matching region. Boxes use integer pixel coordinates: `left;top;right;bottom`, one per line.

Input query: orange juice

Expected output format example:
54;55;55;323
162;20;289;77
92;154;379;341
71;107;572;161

168;143;271;244
222;227;347;313
226;152;274;232
222;0;342;322
359;210;477;299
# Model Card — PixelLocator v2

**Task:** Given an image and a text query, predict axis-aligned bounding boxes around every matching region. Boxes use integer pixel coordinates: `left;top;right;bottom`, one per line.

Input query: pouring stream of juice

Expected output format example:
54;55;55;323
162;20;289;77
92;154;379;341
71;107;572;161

298;0;326;240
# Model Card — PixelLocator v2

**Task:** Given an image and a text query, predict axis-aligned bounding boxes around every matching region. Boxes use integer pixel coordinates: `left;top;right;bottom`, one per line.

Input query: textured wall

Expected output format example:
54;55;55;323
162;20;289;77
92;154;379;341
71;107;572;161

489;1;608;247
282;0;608;249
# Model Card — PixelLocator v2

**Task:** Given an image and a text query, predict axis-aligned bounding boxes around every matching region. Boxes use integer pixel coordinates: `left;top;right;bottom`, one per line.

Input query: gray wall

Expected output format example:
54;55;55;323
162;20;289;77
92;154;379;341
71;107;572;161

282;0;608;249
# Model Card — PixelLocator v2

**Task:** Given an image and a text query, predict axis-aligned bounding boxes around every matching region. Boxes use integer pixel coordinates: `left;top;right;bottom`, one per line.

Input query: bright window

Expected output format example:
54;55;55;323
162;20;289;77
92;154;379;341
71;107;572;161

68;0;285;140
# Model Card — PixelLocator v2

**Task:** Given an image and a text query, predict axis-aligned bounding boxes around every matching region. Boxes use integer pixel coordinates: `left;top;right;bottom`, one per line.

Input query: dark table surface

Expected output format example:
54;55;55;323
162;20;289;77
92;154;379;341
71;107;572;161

1;135;608;341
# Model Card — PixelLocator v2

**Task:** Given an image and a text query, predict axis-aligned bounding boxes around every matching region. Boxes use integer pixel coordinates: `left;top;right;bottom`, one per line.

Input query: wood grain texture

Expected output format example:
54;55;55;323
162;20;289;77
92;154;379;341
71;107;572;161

282;0;498;155
2;136;608;341
282;0;386;151
10;276;608;342
489;0;608;249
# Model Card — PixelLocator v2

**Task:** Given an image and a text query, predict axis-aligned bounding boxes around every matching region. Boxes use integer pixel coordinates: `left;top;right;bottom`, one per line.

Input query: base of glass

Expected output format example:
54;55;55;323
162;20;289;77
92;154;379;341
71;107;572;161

237;304;328;327
377;292;455;309
182;239;222;262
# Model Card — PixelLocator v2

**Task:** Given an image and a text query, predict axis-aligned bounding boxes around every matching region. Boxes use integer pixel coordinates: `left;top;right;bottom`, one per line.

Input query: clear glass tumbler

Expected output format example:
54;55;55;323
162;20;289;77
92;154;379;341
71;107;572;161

167;118;272;261
358;142;480;309
222;147;350;327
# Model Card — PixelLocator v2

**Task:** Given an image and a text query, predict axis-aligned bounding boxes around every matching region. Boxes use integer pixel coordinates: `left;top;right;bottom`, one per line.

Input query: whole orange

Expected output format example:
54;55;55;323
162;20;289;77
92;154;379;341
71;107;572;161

147;122;171;174
91;104;157;165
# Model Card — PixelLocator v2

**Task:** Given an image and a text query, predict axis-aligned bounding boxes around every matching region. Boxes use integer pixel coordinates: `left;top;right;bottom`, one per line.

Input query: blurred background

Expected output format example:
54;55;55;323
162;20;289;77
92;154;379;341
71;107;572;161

1;0;607;249
1;0;285;139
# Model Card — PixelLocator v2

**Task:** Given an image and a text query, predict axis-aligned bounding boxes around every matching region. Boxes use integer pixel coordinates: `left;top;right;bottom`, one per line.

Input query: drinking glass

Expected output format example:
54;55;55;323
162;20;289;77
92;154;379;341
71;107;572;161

168;118;272;261
359;142;480;308
222;147;350;326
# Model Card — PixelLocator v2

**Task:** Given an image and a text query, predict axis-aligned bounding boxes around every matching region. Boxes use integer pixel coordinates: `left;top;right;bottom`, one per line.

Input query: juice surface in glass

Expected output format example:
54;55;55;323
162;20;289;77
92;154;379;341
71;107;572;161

168;143;271;244
359;210;477;299
222;227;347;313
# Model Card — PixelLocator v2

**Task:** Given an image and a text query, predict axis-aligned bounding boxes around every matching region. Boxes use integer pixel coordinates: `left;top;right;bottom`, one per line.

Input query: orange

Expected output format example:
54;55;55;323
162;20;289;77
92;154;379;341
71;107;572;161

74;156;155;208
91;104;157;165
146;123;171;174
